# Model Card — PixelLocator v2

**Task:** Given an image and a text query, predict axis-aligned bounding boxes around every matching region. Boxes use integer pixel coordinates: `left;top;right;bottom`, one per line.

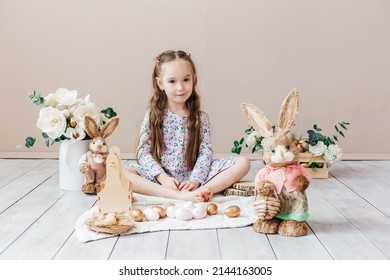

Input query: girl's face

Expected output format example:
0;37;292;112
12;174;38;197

157;59;195;110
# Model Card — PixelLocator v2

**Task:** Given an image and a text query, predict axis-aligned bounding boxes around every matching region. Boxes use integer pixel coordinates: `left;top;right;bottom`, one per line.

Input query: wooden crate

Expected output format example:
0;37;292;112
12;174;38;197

298;152;329;179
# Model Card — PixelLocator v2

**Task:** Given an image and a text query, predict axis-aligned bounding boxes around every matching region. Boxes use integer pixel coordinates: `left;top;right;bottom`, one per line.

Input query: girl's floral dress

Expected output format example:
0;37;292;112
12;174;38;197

130;109;236;186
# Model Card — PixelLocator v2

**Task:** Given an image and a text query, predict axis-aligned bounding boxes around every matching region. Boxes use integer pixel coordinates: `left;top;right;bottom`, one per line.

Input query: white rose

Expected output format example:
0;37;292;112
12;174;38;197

246;130;261;149
63;126;86;142
309;141;326;156
324;144;343;164
51;87;81;106
36;107;67;139
73;104;101;129
43;93;57;107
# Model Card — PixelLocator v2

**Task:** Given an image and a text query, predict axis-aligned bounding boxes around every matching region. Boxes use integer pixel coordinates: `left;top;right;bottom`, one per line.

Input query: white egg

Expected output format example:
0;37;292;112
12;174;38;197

175;208;192;221
143;208;160;221
166;205;178;218
103;213;117;226
182;201;195;211
192;206;207;219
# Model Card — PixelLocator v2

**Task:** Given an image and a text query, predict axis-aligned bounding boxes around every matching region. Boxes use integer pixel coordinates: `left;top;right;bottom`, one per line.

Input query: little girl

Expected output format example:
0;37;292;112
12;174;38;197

124;50;250;202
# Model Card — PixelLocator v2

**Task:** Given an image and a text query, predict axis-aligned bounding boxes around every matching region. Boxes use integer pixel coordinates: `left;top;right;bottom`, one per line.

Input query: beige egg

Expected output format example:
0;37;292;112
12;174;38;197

206;203;218;215
130;209;144;222
224;205;241;218
153;206;166;218
299;141;309;151
143;208;160;221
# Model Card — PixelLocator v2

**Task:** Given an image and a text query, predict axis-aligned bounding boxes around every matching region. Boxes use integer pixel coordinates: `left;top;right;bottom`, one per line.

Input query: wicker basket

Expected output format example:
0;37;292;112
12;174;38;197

85;212;134;235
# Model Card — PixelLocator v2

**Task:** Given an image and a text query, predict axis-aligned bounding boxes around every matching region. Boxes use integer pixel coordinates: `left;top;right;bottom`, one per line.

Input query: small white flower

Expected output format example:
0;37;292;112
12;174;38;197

63;126;86;142
36;107;67;139
324;144;343;164
51;87;81;106
246;130;261;149
73;103;101;129
43;93;57;107
309;141;326;156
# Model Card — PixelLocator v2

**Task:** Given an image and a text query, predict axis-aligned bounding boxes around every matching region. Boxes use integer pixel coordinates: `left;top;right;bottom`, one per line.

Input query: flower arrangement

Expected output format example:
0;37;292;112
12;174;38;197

232;122;350;168
25;87;117;148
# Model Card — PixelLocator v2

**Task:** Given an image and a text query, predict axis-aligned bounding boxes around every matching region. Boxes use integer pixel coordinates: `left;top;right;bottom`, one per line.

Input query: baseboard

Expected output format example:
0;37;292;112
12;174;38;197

1;151;390;160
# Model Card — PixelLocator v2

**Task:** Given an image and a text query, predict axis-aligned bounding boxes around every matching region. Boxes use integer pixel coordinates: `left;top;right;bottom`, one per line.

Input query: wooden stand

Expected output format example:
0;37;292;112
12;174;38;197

97;146;133;213
298;152;329;179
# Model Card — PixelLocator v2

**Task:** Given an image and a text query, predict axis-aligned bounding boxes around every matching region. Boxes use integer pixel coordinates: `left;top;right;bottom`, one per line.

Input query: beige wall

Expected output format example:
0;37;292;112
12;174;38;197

1;0;389;159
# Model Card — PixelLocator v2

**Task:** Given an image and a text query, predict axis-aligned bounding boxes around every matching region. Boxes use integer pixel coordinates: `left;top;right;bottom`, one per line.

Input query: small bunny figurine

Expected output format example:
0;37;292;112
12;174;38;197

79;115;120;194
241;89;311;237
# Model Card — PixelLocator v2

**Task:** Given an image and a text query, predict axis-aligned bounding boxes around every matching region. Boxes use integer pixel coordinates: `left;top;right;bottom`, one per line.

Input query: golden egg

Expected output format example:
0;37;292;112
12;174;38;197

224;205;241;218
153;206;166;218
206;203;218;215
130;209;144;222
300;163;309;168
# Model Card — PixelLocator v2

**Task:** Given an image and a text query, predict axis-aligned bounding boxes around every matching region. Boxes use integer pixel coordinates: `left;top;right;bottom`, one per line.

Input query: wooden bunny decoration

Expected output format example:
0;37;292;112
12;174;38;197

79;115;120;194
241;89;312;236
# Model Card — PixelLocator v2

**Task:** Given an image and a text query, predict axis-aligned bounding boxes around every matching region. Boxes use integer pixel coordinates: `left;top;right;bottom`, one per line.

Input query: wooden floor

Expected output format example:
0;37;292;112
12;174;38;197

0;158;389;260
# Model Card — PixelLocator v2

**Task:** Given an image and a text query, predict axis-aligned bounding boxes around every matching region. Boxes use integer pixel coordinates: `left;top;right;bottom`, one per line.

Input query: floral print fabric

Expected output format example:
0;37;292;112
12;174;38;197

130;109;236;186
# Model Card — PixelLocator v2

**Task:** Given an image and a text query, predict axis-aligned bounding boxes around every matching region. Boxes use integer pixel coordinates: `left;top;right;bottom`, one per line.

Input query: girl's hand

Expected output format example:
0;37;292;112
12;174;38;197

156;173;179;190
178;179;199;191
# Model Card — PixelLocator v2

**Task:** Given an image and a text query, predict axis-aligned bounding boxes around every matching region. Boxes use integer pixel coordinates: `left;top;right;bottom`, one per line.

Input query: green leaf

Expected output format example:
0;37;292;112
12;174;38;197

101;107;117;119
341;121;350;125
234;140;239;147
334;125;339;132
339;131;345;137
239;138;244;145
340;123;348;130
42;132;49;139
25;137;36;148
313;124;322;131
333;135;339;142
45;139;50;148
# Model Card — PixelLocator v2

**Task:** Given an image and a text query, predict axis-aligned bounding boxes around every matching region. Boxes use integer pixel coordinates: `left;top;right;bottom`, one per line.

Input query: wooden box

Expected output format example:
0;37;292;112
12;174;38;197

298;152;329;179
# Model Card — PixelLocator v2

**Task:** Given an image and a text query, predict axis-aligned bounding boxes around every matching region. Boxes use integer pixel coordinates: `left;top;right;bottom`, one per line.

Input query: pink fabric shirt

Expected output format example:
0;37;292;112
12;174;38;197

255;162;312;194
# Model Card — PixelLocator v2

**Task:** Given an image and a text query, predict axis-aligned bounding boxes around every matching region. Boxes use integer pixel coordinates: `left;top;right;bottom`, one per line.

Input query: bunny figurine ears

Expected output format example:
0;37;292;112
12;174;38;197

241;88;300;137
84;116;120;139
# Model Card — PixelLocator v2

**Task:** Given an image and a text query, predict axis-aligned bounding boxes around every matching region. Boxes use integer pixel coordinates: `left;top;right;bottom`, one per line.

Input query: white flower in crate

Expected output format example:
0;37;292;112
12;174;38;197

324;144;343;164
36;106;67;139
309;141;326;156
43;93;58;107
246;130;261;149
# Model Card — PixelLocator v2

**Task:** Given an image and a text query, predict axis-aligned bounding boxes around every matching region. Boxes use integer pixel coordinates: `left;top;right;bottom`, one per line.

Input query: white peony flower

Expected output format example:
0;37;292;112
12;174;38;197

309;141;326;156
246;130;261;149
51;87;81;106
324;144;343;164
36;107;67;139
73;103;101;129
63;126;86;142
43;93;57;107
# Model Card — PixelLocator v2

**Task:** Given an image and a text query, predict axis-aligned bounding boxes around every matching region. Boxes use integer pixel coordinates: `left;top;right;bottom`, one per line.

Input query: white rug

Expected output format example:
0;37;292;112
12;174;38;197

76;194;257;243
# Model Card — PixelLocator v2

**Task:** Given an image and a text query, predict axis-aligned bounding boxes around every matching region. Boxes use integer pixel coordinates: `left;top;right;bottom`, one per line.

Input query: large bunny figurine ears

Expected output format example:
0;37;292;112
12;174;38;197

241;88;300;137
84;116;120;139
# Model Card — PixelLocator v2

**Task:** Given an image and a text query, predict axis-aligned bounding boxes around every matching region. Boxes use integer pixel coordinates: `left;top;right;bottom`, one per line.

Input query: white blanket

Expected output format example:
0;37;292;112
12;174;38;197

76;194;257;243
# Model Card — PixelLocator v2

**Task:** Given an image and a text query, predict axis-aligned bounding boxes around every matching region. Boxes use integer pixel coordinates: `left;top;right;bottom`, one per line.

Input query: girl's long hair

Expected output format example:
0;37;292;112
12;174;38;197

137;50;201;171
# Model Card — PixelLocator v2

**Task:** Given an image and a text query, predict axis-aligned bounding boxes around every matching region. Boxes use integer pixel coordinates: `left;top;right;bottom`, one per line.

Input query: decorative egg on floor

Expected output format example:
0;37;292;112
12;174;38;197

130;208;144;222
175;208;192;221
224;205;241;218
192;205;207;219
166;205;178;218
182;201;195;211
153;206;166;218
206;203;218;215
143;208;160;221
